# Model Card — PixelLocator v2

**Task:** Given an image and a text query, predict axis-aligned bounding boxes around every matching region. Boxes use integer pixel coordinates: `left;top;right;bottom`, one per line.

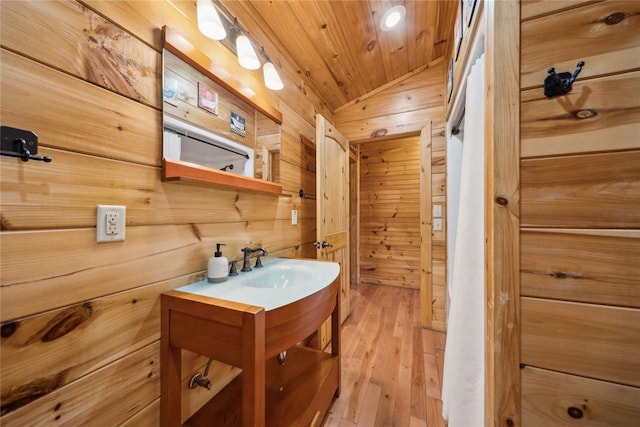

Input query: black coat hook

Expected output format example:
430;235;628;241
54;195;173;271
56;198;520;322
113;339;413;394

1;126;52;162
544;61;585;98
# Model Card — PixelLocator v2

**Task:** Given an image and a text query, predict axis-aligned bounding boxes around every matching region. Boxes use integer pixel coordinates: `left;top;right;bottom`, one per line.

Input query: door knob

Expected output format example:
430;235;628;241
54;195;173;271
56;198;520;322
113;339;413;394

314;240;333;249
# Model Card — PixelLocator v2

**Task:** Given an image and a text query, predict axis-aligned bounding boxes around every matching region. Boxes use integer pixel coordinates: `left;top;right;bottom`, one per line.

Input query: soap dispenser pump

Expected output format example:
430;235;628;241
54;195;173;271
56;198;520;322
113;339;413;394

208;243;229;283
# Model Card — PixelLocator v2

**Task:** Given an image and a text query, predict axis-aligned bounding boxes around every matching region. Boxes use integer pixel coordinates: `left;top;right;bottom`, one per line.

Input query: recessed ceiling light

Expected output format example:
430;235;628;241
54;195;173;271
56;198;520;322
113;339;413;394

380;5;406;31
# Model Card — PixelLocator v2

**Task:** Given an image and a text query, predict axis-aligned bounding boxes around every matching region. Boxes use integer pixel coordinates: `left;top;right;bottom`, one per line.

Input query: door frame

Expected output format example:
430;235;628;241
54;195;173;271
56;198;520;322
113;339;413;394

419;124;433;328
350;128;434;328
349;145;360;285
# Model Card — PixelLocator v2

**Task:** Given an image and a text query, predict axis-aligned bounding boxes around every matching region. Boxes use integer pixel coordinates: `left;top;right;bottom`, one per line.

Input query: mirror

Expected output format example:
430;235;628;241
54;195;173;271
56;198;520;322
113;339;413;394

162;49;281;183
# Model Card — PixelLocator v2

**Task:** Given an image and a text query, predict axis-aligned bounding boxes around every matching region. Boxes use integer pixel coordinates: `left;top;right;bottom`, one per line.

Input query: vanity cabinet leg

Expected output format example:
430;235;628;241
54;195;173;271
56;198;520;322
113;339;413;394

161;296;182;426
242;310;266;427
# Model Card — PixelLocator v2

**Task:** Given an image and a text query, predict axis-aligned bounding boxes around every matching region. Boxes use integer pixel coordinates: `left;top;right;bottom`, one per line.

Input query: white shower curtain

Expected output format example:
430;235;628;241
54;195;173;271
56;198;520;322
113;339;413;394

442;54;485;427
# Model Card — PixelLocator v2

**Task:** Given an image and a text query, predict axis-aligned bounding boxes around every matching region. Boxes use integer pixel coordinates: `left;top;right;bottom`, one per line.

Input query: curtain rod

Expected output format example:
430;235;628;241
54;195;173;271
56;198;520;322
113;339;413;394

451;108;465;135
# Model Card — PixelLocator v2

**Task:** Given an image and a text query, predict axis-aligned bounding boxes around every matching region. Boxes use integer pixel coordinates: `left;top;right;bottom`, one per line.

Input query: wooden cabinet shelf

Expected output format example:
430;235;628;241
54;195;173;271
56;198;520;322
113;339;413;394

187;346;339;426
163;158;283;195
265;346;339;427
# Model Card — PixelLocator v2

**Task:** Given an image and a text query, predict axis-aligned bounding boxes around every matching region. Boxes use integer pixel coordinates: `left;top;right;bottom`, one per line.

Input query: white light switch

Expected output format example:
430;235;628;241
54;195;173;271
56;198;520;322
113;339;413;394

433;218;443;231
97;205;126;242
433;204;442;218
291;209;298;225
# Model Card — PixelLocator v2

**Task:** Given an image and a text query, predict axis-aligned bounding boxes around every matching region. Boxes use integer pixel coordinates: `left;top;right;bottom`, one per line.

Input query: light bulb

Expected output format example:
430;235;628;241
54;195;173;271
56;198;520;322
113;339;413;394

236;34;260;70
196;0;226;40
380;5;406;31
263;62;284;90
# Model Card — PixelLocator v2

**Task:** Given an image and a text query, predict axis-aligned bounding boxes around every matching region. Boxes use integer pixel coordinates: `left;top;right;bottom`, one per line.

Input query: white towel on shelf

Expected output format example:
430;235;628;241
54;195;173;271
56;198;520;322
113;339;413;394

163;131;181;160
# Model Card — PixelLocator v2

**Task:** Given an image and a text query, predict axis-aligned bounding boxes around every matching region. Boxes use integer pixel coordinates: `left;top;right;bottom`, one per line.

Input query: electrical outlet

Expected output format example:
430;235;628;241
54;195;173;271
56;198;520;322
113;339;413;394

97;205;126;242
433;204;442;218
291;209;298;225
106;212;119;235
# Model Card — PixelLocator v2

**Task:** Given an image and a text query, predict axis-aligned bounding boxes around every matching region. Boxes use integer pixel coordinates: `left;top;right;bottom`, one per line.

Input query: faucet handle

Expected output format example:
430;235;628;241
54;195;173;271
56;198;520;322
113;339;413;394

255;255;263;268
241;261;252;272
241;247;252;272
229;260;239;276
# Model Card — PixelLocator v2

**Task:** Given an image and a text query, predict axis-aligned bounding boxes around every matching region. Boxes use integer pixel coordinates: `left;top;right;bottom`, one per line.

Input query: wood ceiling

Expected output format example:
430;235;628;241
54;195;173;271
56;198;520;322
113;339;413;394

218;0;459;112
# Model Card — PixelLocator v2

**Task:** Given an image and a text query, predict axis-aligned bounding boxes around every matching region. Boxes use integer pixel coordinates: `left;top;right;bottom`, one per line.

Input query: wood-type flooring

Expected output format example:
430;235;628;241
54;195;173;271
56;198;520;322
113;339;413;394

323;283;447;427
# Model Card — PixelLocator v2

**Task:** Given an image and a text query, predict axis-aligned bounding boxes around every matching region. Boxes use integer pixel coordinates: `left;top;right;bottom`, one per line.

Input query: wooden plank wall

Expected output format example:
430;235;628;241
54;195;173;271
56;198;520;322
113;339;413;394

359;135;421;289
0;0;329;423
519;1;640;425
334;60;446;143
335;62;447;331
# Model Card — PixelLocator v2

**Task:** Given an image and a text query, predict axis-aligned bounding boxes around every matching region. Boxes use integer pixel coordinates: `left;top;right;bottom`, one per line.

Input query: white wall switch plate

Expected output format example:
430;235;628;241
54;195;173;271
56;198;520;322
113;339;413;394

433;218;443;231
433;204;442;218
97;205;126;242
291;209;298;225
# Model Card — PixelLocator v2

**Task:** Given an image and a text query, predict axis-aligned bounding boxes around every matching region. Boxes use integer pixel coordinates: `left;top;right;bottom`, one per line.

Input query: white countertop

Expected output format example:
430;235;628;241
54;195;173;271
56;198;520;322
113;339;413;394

175;257;340;311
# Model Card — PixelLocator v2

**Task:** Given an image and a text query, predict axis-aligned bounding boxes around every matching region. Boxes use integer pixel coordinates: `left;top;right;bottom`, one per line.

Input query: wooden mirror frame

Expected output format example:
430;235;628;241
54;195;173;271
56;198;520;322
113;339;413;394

162;26;283;195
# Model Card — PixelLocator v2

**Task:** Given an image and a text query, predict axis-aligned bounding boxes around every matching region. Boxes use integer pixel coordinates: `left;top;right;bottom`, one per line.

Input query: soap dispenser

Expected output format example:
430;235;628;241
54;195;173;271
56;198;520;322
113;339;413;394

208;243;229;283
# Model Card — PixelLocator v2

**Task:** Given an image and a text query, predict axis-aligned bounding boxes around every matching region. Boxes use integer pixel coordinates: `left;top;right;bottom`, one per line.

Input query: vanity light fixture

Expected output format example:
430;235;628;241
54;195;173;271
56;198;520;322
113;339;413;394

236;34;261;70
380;5;406;31
195;1;284;89
196;0;226;40
263;60;284;90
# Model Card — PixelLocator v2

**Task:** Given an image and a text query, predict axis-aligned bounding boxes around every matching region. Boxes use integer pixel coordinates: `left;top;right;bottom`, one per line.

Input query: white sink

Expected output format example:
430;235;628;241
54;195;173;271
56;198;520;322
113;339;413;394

239;263;317;288
176;258;340;310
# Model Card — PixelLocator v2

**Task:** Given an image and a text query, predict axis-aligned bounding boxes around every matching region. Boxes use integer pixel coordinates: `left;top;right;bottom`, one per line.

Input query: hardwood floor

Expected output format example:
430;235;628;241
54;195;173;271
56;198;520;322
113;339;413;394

323;283;447;427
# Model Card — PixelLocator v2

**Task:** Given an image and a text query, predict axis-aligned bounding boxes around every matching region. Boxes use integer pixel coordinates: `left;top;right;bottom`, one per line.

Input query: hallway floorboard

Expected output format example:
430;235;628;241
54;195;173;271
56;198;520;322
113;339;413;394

323;283;446;427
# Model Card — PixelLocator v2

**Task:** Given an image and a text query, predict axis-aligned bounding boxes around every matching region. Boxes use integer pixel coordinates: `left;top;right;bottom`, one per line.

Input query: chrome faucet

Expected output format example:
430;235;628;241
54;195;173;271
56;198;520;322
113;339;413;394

241;247;268;272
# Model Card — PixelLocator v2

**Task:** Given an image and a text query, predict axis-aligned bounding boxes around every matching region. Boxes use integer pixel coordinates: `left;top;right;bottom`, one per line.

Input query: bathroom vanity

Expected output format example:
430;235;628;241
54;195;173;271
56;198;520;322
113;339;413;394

161;258;341;426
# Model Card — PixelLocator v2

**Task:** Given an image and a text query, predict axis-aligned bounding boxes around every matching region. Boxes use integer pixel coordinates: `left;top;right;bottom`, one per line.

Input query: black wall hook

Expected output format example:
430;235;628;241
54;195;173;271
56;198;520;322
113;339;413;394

544;61;585;98
1;126;52;162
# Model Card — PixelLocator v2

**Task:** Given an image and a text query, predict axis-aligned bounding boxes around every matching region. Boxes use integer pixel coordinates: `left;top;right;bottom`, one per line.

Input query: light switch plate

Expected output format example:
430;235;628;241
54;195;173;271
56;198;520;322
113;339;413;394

433;218;443;231
97;205;126;242
291;209;298;225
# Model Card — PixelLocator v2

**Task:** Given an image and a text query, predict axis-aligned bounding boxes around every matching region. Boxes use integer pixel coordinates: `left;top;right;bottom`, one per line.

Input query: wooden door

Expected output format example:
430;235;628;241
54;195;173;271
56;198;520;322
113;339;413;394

316;114;350;324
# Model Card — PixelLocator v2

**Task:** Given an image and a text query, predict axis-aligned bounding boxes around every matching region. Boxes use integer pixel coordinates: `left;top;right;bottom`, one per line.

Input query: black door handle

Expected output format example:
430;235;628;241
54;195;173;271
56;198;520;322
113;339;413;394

314;240;333;249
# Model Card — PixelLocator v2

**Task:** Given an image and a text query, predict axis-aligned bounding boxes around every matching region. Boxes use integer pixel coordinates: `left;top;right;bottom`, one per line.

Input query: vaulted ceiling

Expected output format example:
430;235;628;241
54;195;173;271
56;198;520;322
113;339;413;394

218;0;459;111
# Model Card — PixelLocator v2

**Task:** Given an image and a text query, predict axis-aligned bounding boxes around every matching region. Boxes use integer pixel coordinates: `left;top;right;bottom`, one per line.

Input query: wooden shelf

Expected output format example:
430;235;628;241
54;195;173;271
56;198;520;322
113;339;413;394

266;346;339;426
187;346;339;426
163;158;283;196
